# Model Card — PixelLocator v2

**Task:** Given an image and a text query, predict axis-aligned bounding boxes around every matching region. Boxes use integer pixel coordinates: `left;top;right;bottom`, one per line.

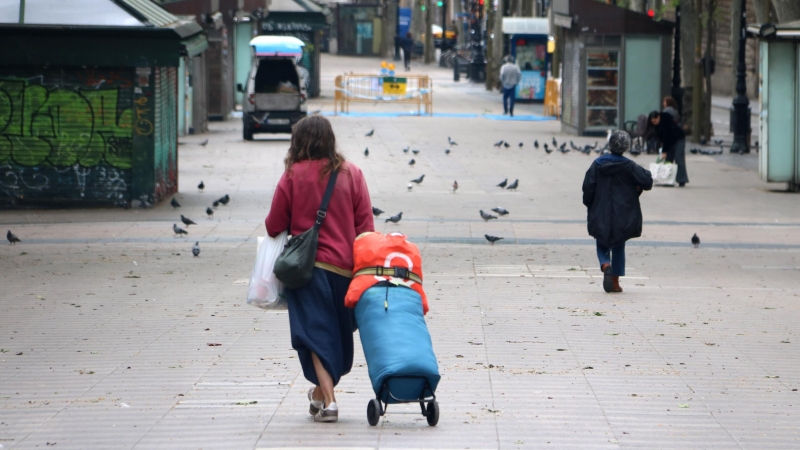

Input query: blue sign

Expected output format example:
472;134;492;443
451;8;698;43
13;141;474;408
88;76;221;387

398;8;411;37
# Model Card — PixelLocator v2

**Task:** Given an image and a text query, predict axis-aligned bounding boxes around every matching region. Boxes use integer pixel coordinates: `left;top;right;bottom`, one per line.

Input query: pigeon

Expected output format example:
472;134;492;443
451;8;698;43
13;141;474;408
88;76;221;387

171;197;181;208
372;207;384;217
310;108;322;115
7;230;21;245
180;215;197;227
219;194;230;205
445;148;451;155
213;200;220;208
365;129;374;137
403;146;410;153
559;144;569;153
630;143;642;156
570;140;580;151
506;179;519;190
364;148;369;157
410;174;425;184
206;207;214;218
494;140;504;147
544;143;553;154
385;212;403;223
192;242;201;257
480;210;498;221
691;233;700;248
485;234;503;244
534;140;539;149
412;149;420;155
408;159;416;166
582;145;593;155
452;180;458;193
173;224;188;236
407;184;413;191
699;137;707;145
199;139;209;146
198;181;205;192
448;137;458;146
491;207;509;216
713;139;723;145
497;179;508;188
552;137;558;147
519;142;523;148
503;142;510;148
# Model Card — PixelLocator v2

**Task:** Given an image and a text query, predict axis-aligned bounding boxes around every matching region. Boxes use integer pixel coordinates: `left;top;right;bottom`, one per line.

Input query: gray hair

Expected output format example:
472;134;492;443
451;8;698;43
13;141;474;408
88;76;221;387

608;130;631;155
504;55;515;64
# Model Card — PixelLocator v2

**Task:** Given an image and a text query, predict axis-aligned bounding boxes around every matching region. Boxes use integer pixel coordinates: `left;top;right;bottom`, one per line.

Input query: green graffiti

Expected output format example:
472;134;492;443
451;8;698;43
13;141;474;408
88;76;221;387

0;76;133;169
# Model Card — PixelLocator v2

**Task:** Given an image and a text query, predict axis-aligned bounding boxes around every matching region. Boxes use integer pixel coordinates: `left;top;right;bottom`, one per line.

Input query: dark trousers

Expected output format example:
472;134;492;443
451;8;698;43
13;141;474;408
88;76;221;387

665;139;689;184
403;51;411;71
596;241;626;277
502;87;516;115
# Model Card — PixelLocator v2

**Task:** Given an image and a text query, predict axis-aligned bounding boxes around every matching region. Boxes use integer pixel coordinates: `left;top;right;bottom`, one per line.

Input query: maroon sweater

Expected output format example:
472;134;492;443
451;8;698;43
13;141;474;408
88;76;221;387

265;159;374;273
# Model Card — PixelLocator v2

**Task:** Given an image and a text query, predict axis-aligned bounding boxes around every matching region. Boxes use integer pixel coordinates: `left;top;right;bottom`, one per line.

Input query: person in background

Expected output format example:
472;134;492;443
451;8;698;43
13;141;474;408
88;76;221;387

500;55;521;116
265;115;374;423
582;131;653;293
647;110;689;187
662;96;680;123
401;32;414;72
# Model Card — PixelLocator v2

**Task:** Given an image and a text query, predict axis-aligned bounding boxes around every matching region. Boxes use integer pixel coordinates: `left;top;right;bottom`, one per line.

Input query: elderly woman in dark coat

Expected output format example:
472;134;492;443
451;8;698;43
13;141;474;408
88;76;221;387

582;131;654;293
647;110;689;186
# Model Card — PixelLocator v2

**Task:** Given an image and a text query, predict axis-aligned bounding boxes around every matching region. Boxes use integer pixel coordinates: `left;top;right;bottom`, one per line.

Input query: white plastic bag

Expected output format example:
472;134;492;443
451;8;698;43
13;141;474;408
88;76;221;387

649;162;678;186
247;231;289;310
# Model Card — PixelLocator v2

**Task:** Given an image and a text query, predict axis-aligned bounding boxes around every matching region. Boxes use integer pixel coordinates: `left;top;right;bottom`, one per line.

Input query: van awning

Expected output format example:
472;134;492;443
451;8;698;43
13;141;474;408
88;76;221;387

250;35;305;57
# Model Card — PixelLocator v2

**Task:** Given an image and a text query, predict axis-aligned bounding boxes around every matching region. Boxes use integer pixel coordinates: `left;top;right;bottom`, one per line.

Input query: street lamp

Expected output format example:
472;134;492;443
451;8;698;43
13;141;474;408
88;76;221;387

671;5;684;117
730;0;750;154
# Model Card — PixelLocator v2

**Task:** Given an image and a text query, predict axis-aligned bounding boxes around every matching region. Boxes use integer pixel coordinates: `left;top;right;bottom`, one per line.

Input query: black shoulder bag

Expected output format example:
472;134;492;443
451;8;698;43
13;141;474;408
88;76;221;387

273;169;339;290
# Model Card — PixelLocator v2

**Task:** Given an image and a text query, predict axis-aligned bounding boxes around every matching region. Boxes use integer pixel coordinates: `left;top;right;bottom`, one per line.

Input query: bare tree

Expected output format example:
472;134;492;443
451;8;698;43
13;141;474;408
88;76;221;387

382;0;398;58
486;0;504;90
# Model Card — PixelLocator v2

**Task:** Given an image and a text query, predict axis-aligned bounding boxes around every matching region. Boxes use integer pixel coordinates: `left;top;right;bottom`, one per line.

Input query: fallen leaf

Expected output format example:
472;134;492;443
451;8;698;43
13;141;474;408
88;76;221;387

605;333;619;336
234;400;258;405
678;403;689;408
583;366;594;370
207;343;222;347
593;312;604;316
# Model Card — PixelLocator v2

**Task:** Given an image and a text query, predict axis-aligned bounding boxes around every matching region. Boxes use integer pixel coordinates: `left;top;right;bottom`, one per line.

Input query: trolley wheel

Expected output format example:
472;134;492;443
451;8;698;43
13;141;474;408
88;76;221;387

426;400;440;426
243;122;253;141
367;399;381;426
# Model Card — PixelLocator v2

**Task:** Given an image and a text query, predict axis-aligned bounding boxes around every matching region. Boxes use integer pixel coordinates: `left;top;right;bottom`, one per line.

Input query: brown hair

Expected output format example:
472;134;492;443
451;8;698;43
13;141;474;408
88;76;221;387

663;96;677;108
284;115;345;177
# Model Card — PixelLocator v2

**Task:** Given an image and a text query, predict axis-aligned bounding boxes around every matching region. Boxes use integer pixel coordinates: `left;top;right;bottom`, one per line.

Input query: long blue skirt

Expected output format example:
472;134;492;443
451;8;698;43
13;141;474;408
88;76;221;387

286;267;356;387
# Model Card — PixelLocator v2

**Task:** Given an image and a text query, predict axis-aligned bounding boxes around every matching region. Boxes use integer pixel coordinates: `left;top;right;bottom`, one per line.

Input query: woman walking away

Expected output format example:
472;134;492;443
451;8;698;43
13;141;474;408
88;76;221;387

401;32;414;71
582;131;653;293
647;110;689;187
266;115;374;422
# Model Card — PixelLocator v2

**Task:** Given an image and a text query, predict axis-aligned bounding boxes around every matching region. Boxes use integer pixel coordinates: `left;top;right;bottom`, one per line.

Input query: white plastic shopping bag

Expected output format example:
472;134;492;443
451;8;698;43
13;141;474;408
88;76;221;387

649;162;678;186
246;231;289;310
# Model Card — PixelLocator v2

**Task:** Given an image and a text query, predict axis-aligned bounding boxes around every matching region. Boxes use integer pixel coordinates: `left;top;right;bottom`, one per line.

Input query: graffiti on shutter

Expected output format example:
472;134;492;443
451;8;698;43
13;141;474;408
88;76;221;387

153;67;178;202
0;68;133;203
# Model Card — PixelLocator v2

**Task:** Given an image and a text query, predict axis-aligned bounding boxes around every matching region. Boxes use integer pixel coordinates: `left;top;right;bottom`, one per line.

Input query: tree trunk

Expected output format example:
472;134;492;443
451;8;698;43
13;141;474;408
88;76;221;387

491;0;504;89
411;0;425;39
730;0;741;98
703;0;716;138
424;0;434;64
680;0;698;89
773;0;800;22
691;0;704;143
382;0;398;58
485;8;495;90
521;0;533;17
750;0;771;24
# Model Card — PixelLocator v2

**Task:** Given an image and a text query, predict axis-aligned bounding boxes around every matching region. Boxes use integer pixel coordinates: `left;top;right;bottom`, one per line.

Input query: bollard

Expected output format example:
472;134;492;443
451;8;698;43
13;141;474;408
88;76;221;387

454;58;460;82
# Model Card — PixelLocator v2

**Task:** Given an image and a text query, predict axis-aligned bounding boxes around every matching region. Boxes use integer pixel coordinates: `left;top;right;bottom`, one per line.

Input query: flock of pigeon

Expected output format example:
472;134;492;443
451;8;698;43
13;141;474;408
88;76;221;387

3;132;703;250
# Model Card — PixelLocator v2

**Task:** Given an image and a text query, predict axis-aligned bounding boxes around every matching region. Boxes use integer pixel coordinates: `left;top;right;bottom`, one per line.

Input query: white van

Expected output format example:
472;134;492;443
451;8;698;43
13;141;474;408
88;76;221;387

238;36;308;140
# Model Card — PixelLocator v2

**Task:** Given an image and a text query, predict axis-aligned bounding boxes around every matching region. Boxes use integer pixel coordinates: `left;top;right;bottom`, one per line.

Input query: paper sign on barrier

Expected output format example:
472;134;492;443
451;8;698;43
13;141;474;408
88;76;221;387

383;77;407;95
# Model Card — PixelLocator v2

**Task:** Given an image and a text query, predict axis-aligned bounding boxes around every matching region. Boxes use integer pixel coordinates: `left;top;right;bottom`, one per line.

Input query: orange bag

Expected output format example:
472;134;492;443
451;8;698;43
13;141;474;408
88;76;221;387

345;232;428;314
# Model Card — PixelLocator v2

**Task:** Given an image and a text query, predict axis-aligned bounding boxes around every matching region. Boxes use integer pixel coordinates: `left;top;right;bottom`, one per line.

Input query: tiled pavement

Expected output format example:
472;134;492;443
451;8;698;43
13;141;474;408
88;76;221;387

1;55;799;449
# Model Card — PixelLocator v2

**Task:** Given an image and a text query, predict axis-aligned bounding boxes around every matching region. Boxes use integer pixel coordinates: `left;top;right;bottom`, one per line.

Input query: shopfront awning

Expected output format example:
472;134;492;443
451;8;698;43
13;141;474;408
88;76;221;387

502;18;550;35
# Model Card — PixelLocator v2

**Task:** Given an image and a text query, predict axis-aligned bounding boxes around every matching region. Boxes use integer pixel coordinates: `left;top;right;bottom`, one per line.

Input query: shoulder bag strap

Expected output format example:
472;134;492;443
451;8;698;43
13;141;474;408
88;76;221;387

314;168;339;229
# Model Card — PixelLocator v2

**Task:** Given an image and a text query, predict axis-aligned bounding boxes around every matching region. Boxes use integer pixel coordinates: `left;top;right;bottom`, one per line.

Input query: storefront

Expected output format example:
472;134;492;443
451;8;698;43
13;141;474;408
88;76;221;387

553;0;672;135
336;4;383;57
503;18;551;101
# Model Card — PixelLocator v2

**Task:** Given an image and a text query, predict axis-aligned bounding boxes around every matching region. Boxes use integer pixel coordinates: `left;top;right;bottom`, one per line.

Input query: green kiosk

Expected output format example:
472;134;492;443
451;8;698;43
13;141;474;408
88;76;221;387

749;21;800;191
